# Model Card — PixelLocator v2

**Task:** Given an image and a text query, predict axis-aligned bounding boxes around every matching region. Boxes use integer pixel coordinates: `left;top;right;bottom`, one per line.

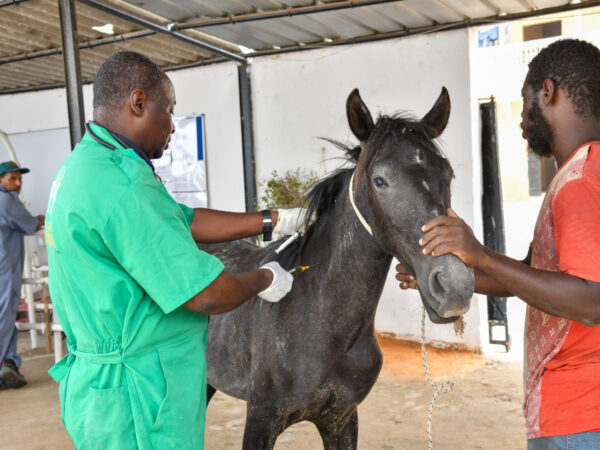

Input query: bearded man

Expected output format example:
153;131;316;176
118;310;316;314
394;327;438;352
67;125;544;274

397;39;600;449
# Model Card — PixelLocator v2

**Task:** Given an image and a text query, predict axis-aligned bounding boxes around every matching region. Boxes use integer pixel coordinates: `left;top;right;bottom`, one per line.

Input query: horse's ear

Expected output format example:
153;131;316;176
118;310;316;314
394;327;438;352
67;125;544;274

421;87;451;138
346;88;375;142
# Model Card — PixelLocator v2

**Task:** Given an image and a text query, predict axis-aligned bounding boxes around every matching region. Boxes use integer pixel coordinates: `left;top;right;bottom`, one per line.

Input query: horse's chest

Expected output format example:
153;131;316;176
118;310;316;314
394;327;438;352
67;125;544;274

345;336;382;379
315;335;383;396
308;340;383;413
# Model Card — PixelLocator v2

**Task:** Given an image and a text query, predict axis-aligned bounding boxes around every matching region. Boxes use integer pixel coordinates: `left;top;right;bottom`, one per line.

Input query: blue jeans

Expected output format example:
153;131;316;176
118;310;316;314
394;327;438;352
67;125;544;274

528;432;600;450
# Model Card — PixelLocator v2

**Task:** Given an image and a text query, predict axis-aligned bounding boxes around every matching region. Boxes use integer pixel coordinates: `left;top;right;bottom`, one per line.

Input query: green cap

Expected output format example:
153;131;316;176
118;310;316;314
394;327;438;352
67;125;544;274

0;161;30;176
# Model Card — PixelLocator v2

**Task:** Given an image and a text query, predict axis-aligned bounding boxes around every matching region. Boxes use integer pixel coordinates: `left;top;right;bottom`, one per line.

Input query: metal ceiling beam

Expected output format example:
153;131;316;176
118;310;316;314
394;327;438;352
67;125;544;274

0;0;34;8
58;0;85;149
78;0;246;63
176;0;401;30
0;1;398;67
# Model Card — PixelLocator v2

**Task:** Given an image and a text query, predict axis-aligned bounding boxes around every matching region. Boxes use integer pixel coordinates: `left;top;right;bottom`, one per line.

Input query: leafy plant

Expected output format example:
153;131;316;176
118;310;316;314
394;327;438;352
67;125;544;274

258;168;319;210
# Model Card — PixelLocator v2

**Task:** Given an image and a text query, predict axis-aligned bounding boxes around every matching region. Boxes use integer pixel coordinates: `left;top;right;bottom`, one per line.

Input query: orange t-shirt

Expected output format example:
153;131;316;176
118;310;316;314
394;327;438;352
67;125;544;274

525;142;600;438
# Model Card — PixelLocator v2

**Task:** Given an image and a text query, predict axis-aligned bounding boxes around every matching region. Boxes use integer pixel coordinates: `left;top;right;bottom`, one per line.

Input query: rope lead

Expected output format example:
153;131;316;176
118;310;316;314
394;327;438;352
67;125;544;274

421;307;454;450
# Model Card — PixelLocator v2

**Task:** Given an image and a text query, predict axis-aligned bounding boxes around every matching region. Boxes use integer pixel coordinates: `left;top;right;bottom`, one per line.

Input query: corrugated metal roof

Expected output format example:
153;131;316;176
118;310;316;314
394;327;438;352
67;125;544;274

0;0;598;94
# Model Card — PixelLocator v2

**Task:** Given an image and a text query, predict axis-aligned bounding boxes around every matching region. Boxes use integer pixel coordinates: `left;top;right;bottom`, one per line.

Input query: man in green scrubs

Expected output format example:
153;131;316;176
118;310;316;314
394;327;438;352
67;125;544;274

46;51;303;449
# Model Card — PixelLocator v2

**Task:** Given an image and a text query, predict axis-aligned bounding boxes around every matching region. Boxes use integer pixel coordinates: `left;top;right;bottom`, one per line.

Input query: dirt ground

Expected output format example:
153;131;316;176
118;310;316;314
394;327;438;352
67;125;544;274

0;333;525;449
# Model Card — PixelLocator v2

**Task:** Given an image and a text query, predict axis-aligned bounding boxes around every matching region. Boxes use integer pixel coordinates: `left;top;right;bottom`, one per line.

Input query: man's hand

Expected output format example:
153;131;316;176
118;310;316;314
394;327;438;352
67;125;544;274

420;208;486;268
395;263;418;290
257;262;294;302
36;214;45;231
190;208;314;243
184;262;293;314
274;208;314;236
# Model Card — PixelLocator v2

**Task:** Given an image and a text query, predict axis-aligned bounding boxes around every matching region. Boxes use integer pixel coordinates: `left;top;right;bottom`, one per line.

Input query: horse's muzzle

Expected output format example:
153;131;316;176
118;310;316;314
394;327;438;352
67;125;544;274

422;254;474;322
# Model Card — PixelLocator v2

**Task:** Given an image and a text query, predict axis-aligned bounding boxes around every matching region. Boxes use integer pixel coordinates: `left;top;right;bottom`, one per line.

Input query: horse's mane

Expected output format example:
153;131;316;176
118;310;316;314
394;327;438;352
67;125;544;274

274;113;444;268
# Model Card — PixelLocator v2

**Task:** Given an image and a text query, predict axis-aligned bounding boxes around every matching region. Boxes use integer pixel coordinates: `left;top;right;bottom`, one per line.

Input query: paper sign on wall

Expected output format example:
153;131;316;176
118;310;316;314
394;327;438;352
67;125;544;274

154;115;208;208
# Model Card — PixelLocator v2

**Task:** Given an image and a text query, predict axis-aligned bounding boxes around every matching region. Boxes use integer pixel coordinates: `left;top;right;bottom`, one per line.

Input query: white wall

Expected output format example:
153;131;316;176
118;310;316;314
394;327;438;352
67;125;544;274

0;85;93;215
0;84;93;135
0;29;485;350
4;128;71;215
0;63;246;212
166;62;245;211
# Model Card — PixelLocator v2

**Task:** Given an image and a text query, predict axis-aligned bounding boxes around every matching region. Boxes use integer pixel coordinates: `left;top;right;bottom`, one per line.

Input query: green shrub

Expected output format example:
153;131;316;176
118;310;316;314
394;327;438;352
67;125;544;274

258;168;319;210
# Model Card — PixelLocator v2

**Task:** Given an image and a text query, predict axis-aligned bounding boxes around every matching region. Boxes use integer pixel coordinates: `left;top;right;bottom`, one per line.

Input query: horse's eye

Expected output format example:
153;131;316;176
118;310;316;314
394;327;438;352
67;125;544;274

373;176;387;188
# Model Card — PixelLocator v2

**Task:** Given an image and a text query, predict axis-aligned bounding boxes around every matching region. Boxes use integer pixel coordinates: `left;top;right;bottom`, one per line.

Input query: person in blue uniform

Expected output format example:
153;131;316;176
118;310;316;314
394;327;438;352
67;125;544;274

0;161;44;390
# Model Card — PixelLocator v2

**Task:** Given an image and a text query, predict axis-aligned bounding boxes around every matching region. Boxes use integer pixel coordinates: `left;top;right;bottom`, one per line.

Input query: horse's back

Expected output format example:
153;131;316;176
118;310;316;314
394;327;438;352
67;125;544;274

197;239;265;273
198;240;272;399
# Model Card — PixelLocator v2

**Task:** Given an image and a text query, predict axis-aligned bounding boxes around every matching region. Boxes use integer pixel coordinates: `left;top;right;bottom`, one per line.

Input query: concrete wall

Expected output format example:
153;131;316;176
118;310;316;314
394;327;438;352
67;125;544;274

0;28;485;350
166;63;245;211
4;128;71;215
0;63;245;212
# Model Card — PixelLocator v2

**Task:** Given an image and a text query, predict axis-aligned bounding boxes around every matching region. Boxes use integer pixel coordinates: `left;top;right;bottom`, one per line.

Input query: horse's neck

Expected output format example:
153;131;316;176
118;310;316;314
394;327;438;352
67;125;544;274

302;175;392;315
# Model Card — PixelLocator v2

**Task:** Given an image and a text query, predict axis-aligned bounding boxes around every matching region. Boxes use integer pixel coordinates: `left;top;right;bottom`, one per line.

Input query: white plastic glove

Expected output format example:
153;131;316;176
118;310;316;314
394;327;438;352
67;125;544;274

257;262;294;303
274;208;314;236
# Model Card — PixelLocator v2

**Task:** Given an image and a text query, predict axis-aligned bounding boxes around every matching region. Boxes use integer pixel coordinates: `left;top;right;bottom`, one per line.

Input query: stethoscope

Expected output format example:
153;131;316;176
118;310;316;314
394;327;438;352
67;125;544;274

85;122;162;181
85;122;126;151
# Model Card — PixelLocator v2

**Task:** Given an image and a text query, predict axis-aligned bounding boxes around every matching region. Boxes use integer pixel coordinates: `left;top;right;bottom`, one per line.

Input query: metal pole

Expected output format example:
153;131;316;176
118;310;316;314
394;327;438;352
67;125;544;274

177;0;400;30
78;0;246;63
0;30;155;66
58;0;85;149
0;129;19;162
0;0;33;7
480;99;510;351
238;63;256;212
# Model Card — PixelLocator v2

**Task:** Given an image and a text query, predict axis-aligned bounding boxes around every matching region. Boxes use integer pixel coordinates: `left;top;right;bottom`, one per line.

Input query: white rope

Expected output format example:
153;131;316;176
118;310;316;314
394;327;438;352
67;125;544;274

349;169;452;447
348;172;373;236
421;307;454;450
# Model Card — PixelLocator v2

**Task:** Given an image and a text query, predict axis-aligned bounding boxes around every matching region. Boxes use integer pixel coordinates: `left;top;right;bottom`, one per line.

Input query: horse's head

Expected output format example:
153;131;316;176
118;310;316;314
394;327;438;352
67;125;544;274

346;88;473;324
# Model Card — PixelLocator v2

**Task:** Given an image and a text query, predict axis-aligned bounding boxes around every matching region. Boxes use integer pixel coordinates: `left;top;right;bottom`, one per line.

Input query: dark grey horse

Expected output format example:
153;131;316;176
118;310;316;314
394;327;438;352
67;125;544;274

201;88;474;449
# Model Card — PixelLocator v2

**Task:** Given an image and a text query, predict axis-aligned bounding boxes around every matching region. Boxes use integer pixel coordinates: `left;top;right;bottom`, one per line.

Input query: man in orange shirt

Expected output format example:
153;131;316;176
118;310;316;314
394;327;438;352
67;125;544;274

397;39;600;448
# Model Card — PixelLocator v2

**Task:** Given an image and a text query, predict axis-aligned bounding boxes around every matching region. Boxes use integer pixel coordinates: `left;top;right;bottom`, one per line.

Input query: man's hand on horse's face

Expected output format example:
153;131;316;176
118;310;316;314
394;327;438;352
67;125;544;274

395;263;417;290
419;208;486;269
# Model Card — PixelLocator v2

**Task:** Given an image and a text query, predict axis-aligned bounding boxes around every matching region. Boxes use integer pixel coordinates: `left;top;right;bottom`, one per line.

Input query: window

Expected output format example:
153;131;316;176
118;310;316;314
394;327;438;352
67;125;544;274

523;21;562;41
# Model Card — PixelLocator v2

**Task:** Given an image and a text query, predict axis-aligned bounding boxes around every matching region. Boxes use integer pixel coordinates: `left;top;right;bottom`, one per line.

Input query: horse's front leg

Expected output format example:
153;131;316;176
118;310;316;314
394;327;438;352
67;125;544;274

242;403;282;450
315;409;358;450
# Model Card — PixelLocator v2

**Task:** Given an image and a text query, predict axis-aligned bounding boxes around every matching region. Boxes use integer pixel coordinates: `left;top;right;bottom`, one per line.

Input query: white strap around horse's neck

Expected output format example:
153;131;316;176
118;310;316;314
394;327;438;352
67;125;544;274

348;172;373;236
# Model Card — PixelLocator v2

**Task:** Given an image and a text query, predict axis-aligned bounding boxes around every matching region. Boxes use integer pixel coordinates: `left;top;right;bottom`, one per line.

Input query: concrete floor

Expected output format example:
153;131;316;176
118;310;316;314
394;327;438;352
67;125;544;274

0;333;72;449
0;332;526;449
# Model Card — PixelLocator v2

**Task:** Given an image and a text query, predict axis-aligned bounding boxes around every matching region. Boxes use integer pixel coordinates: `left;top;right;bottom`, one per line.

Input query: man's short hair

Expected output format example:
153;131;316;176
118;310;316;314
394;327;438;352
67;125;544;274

93;51;165;112
526;39;600;119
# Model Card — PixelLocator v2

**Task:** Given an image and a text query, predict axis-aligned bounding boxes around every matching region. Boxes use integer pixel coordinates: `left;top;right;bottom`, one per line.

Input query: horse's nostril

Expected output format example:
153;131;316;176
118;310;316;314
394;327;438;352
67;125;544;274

427;270;445;309
425;258;474;319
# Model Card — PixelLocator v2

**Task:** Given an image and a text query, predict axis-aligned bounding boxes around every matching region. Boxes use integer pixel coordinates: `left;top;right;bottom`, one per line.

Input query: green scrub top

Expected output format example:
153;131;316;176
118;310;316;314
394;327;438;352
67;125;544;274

45;123;224;449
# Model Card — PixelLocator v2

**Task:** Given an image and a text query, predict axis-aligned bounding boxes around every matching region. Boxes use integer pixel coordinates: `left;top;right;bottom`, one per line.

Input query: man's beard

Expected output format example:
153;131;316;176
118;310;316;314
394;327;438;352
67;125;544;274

525;101;553;158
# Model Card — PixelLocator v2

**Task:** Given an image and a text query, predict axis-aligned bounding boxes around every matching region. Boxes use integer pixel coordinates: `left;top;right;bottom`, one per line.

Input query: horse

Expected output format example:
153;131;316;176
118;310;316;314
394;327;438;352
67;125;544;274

201;87;474;449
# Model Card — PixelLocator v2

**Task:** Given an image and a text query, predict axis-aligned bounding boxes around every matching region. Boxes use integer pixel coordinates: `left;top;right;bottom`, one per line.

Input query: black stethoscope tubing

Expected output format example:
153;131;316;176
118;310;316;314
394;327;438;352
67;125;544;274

85;122;123;151
84;122;162;181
